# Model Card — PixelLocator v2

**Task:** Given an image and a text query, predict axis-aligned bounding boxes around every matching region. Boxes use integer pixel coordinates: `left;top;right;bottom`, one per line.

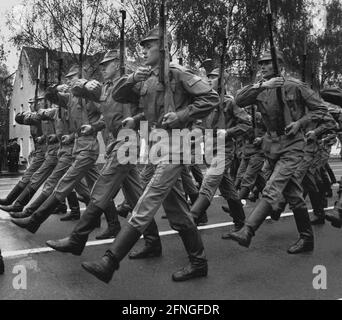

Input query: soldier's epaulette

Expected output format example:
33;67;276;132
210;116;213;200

169;63;189;73
285;77;305;86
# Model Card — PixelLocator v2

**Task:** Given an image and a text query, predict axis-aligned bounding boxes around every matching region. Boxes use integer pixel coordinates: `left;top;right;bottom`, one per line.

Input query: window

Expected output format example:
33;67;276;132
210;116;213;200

20;74;24;89
28;136;34;155
19;138;23;157
13;108;16;126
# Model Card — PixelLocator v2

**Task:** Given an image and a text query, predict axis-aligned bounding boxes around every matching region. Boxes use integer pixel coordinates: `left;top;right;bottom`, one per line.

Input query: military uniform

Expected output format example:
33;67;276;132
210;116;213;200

189;68;251;237
0;98;60;213
78;28;219;284
229;51;329;254
9;102;87;220
0;103;46;206
44;50;161;253
11;67;106;234
235;107;267;200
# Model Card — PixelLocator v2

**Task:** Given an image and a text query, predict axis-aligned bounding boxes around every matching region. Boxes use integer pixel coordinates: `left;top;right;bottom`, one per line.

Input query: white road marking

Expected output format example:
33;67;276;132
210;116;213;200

2;207;335;259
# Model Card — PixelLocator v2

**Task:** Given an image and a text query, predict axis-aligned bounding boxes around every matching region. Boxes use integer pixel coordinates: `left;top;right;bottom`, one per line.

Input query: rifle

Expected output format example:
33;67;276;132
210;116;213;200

266;0;292;128
33;63;41;112
57;49;63;119
178;40;183;66
218;14;229;109
44;50;49;109
120;0;126;76
302;38;307;83
159;0;175;114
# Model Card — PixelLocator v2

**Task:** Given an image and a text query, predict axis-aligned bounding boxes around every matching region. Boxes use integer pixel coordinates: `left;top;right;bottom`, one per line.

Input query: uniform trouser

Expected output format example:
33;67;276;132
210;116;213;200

29;149;59;193
200;150;239;203
248;134;312;239
52;150;99;202
129;163;199;235
235;156;249;189
26;146;90;211
181;166;199;197
41;146;75;196
240;152;265;192
18;151;46;188
112;162;206;265
262;140;306;212
189;164;203;187
277;148;316;212
72;149;159;244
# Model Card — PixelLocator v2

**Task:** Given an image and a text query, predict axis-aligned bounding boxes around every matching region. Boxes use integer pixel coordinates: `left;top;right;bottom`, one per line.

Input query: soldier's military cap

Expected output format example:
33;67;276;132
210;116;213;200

140;27;172;46
99;49;121;65
207;68;229;78
258;50;284;64
28;96;45;103
200;59;215;75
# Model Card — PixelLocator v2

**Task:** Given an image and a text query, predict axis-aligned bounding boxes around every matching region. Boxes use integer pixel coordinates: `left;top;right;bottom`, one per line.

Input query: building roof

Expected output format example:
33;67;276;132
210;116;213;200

20;46;105;86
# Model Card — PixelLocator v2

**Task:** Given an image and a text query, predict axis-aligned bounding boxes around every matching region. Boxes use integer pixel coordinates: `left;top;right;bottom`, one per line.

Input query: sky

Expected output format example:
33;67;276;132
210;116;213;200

0;0;23;72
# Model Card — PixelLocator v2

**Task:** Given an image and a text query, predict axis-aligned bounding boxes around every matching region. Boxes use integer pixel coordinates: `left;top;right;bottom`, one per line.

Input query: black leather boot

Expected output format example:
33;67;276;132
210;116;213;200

60;192;81;221
81;223;141;283
0;183;25;206
0;184;36;213
47;202;103;254
228;199;272;248
11;195;61;234
9;193;49;219
0;249;4;275
222;199;246;239
325;209;342;229
96;202;121;240
116;201;132;219
52;201;67;215
309;190;325;225
287;206;314;254
172;226;208;282
129;219;162;259
190;194;210;226
46;234;87;256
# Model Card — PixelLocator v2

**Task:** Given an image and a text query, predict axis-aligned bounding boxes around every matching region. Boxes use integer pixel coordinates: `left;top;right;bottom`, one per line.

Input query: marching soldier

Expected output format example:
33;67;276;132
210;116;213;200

45;49;162;257
234;106;267;201
10;64;111;234
228;50;329;254
0;99;46;206
189;67;251;236
8;72;90;222
0;96;60;214
77;27;219;283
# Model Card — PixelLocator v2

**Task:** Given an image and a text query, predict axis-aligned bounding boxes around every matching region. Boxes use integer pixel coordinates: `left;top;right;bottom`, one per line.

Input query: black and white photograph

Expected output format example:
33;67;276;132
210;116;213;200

0;0;342;305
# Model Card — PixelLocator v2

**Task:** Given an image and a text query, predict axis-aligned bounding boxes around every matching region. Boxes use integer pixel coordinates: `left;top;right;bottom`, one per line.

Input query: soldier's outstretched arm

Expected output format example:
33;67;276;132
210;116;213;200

71;79;102;102
176;71;219;125
226;99;253;138
236;83;267;108
112;74;141;105
45;85;69;109
37;107;58;121
15;111;42;126
298;85;330;125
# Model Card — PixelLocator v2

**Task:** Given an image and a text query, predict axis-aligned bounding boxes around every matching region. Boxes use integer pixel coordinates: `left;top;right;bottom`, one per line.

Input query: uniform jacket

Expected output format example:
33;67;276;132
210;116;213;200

112;64;219;130
236;77;328;135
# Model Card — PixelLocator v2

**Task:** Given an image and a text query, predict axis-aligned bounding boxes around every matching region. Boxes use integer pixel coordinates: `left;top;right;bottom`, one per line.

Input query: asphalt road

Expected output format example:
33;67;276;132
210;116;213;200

1;161;342;300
